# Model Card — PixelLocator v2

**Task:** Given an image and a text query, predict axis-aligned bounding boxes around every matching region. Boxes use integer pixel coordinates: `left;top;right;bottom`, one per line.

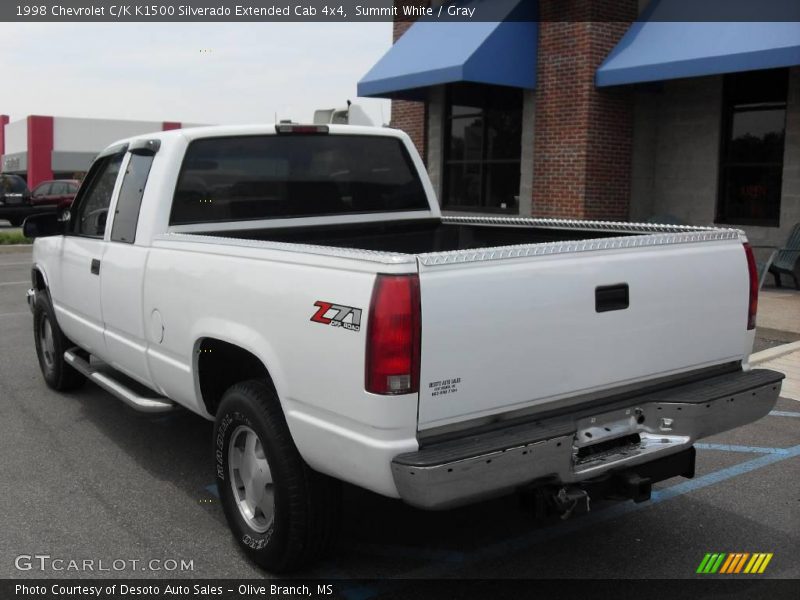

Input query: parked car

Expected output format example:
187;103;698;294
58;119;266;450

0;173;33;226
30;179;81;211
24;124;783;572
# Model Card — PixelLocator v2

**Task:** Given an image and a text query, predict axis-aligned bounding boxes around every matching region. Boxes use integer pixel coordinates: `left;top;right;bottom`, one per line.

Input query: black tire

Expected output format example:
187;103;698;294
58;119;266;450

33;292;86;391
214;380;341;572
8;217;22;227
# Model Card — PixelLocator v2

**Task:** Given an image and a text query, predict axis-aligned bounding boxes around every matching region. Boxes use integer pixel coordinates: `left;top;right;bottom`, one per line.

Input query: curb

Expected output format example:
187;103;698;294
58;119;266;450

750;340;800;365
0;245;33;254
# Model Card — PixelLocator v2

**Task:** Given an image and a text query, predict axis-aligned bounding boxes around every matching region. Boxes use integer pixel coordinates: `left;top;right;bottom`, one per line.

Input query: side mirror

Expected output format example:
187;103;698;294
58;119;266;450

22;212;64;239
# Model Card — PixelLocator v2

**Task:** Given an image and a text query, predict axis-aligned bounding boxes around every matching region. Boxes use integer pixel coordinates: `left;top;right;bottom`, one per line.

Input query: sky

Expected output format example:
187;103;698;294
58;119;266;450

0;22;393;126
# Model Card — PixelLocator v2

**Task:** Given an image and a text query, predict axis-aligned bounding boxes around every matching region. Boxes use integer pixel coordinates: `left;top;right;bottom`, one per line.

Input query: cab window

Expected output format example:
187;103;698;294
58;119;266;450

111;154;154;243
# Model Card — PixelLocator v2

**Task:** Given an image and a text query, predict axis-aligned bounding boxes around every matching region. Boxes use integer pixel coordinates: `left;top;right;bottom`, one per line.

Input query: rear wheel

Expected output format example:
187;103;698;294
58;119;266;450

8;217;22;227
214;380;341;572
33;292;85;391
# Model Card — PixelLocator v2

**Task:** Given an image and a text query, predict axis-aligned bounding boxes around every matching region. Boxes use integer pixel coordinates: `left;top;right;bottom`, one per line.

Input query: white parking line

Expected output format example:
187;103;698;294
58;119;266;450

0;281;28;286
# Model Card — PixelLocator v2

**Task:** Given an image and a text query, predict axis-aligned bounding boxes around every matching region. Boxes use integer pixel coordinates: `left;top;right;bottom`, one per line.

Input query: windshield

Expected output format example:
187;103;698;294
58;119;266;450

0;175;28;194
170;134;429;225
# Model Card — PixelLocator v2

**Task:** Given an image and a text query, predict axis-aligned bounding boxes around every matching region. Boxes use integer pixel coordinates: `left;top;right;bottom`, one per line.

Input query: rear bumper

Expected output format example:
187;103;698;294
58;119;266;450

392;368;783;509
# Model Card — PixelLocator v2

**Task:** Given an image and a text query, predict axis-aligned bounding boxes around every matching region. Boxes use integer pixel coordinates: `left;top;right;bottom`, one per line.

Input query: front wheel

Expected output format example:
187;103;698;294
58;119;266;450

8;216;22;227
33;292;85;391
214;380;341;572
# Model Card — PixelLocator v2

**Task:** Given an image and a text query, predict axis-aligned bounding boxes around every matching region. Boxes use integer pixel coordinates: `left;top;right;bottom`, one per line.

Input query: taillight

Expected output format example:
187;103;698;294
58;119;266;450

743;243;758;330
365;274;421;395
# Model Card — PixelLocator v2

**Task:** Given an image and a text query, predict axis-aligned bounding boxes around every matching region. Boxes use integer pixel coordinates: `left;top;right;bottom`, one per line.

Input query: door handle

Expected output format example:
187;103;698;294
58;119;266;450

90;259;101;275
595;283;629;312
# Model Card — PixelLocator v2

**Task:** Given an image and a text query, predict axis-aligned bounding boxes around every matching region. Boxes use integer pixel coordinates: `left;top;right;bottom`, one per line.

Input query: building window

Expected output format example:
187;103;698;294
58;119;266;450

717;68;788;227
442;83;522;213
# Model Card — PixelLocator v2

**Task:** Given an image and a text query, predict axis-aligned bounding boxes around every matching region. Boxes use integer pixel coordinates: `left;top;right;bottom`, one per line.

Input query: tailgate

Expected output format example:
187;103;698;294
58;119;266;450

416;235;752;431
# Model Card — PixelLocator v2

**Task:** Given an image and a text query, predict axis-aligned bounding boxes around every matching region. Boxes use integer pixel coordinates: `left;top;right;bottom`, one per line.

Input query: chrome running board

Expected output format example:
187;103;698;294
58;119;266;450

64;350;176;413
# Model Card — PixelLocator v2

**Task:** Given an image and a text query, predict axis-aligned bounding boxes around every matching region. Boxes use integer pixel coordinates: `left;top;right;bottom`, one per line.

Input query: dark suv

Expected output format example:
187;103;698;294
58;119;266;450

0;174;33;227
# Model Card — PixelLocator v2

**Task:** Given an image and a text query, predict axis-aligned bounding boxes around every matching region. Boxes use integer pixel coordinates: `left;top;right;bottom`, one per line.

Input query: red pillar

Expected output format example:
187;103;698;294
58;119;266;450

27;115;54;188
0;115;9;158
162;121;181;131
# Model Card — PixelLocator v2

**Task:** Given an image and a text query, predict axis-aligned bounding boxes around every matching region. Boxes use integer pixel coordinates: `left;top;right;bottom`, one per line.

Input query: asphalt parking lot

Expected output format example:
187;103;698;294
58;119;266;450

1;245;798;590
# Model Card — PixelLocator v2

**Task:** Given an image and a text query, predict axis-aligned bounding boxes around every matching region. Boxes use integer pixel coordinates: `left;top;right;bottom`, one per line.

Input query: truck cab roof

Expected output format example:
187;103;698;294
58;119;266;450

113;123;405;149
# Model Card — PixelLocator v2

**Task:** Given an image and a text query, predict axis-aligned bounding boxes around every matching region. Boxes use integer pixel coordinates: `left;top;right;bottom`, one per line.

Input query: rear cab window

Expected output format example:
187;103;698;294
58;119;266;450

169;134;429;225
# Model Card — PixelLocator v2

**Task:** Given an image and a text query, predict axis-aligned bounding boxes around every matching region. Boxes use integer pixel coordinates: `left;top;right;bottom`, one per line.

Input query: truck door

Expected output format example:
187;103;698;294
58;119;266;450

100;150;157;386
55;149;125;355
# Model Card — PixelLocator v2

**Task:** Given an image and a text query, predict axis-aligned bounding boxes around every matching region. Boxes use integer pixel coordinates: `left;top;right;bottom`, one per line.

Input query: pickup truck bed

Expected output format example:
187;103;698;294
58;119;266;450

175;213;753;434
203;215;637;253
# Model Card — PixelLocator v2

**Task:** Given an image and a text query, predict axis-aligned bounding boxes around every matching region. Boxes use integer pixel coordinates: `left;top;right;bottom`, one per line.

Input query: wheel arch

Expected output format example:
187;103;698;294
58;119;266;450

192;334;286;418
31;265;49;292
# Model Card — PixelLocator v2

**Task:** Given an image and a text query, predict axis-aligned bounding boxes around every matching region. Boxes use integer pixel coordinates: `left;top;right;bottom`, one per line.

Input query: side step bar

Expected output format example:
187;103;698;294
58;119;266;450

64;350;176;413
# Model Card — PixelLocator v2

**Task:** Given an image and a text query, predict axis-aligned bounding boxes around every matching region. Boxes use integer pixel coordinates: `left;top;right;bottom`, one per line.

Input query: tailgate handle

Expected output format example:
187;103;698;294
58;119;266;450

595;283;629;313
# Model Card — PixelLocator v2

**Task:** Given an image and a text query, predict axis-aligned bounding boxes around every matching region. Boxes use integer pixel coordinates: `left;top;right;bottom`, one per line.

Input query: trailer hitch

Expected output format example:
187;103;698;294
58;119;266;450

615;472;652;503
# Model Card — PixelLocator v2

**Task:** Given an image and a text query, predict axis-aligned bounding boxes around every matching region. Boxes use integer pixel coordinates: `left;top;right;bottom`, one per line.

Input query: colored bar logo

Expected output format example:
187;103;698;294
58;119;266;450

696;553;773;574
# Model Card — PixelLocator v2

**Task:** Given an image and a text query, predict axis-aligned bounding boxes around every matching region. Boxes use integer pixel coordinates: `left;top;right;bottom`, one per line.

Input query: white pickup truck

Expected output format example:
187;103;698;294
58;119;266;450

24;124;783;571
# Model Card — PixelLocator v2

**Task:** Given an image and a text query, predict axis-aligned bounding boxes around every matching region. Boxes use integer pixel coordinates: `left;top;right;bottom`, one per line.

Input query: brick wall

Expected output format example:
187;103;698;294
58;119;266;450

531;0;637;219
390;4;427;161
387;0;636;217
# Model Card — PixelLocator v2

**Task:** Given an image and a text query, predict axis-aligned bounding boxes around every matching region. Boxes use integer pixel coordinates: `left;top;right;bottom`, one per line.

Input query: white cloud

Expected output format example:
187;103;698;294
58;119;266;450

0;22;393;126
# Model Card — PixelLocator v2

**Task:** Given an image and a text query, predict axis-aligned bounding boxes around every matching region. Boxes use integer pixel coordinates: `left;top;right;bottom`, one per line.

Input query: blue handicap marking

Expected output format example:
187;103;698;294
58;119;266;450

694;443;790;454
346;443;800;597
769;410;800;418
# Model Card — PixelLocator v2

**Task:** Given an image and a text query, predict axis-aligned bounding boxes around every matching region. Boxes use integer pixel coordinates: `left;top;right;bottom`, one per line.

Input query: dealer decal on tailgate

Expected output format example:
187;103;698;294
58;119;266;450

310;301;362;332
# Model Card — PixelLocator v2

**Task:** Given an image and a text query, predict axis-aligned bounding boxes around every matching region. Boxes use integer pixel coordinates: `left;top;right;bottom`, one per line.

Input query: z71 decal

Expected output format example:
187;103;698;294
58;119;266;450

310;301;362;332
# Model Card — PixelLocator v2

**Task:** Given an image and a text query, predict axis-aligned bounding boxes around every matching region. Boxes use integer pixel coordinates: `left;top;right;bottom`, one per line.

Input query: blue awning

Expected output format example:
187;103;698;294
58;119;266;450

358;0;537;100
597;0;800;87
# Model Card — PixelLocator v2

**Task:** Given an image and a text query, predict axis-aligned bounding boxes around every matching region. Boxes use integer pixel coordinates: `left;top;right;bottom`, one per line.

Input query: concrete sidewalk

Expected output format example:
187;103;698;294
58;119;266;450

757;288;800;335
753;287;800;401
755;347;800;401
